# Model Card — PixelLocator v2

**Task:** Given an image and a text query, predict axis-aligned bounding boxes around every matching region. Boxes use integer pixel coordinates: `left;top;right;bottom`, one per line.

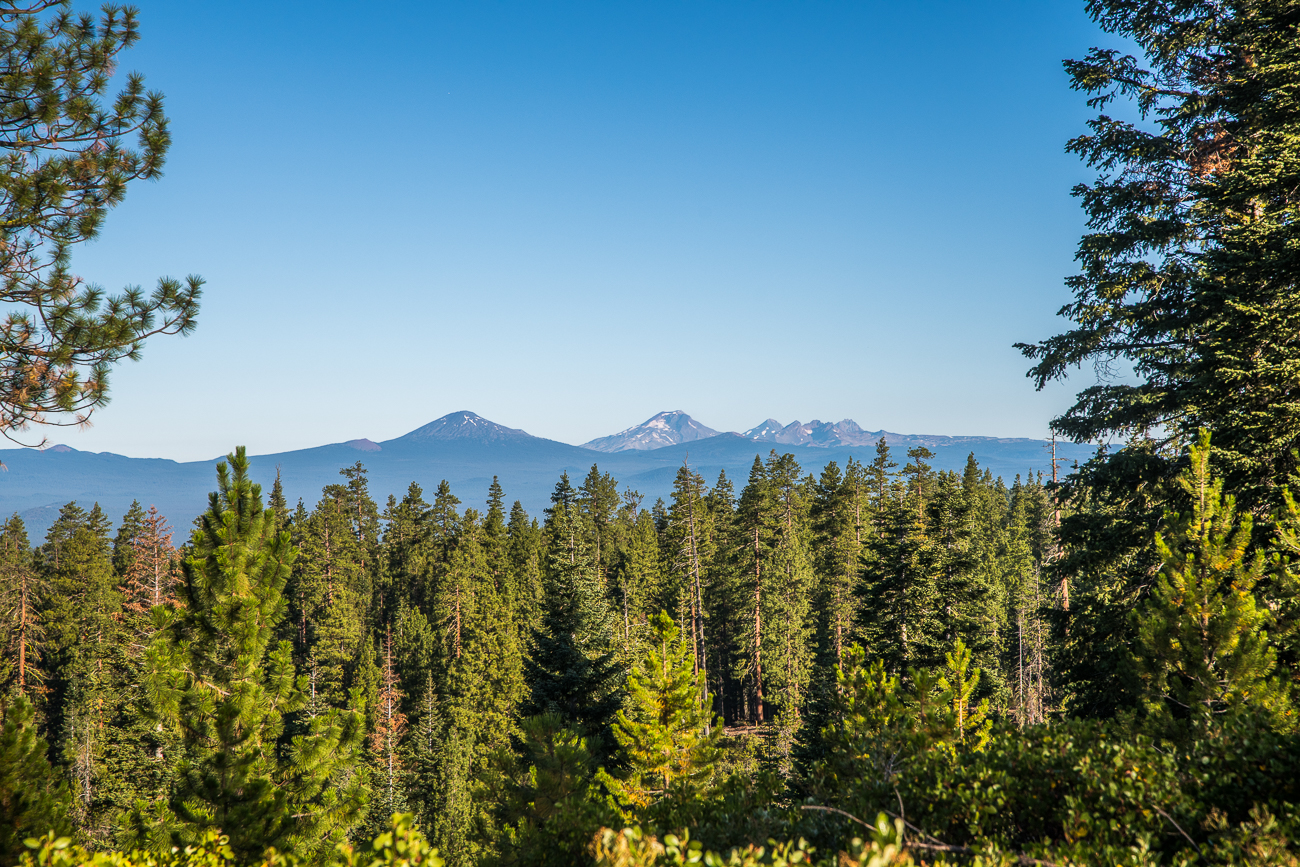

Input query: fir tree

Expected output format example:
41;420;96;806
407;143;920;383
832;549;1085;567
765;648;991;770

578;465;621;596
664;462;714;696
119;507;179;620
480;713;610;867
506;501;544;635
293;474;379;706
937;638;991;751
1019;1;1300;511
381;482;432;625
731;456;772;724
861;451;944;673
269;468;290;530
614;497;662;655
37;502;119;840
484;477;510;593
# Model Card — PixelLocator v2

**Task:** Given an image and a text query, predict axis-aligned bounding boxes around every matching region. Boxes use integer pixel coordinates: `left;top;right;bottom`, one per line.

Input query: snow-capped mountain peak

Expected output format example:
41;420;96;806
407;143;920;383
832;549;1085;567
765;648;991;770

389;411;535;445
581;411;720;453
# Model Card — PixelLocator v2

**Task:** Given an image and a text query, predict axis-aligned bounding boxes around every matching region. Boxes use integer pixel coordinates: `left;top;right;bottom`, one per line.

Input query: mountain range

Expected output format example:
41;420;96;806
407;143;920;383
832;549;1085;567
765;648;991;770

585;411;1069;452
0;410;1095;539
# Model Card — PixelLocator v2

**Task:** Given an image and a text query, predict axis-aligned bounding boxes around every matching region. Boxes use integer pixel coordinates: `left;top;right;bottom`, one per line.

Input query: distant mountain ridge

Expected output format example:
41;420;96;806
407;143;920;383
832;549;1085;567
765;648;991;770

1;410;1094;540
743;418;875;448
581;411;1057;453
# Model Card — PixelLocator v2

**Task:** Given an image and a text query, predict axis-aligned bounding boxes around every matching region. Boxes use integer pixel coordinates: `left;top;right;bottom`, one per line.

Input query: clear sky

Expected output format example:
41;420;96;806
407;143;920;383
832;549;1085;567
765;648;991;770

48;0;1122;461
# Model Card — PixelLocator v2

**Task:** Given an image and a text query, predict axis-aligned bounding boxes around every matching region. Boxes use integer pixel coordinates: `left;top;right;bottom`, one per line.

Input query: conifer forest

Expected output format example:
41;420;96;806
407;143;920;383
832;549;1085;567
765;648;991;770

6;1;1300;866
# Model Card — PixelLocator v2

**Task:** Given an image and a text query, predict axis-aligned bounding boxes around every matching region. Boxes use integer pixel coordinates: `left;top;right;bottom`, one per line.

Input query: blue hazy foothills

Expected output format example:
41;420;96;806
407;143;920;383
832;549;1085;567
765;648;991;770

37;1;1120;461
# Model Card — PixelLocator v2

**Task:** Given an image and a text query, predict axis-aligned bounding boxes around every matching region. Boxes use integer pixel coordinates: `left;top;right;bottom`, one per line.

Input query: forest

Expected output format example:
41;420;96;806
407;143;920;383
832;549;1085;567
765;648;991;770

3;433;1298;867
6;0;1300;864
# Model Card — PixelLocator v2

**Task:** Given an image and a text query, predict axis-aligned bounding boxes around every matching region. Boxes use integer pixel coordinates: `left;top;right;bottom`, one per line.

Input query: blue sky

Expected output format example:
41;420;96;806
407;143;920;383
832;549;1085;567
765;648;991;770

53;0;1120;461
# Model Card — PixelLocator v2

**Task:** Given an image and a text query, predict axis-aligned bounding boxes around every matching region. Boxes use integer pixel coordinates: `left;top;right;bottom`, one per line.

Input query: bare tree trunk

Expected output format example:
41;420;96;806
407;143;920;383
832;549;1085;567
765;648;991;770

753;526;764;724
17;570;28;692
686;474;707;698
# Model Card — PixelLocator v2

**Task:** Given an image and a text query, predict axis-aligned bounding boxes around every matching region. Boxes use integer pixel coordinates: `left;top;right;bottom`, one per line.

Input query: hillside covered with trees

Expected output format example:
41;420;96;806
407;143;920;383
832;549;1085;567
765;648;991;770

6;0;1300;865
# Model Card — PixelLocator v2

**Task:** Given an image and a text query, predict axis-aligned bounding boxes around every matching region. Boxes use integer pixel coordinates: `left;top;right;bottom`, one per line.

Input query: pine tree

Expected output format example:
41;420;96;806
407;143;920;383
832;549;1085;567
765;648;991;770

1134;430;1289;726
701;472;739;724
937;638;991;751
36;502;120;840
480;713;610;867
578;465;621;598
731;457;771;724
135;447;368;861
0;1;202;438
292;471;380;707
381;482;432;626
506;501;544;635
1004;478;1048;725
614;497;662;656
432;513;527;865
861;450;944;673
598;612;722;830
762;452;815;764
484;477;510;594
811;461;860;673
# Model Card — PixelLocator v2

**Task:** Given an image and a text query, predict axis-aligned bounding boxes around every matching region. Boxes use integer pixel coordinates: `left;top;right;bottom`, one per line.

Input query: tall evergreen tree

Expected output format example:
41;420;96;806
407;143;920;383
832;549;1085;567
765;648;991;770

136;447;367;862
364;626;408;836
664;463;714;697
112;501;147;579
598;612;722;831
613;495;662;656
506;501;544;635
0;516;42;698
861;448;945;674
0;695;70;864
524;485;623;748
0;0;202;439
1135;431;1290;726
1019;1;1300;512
